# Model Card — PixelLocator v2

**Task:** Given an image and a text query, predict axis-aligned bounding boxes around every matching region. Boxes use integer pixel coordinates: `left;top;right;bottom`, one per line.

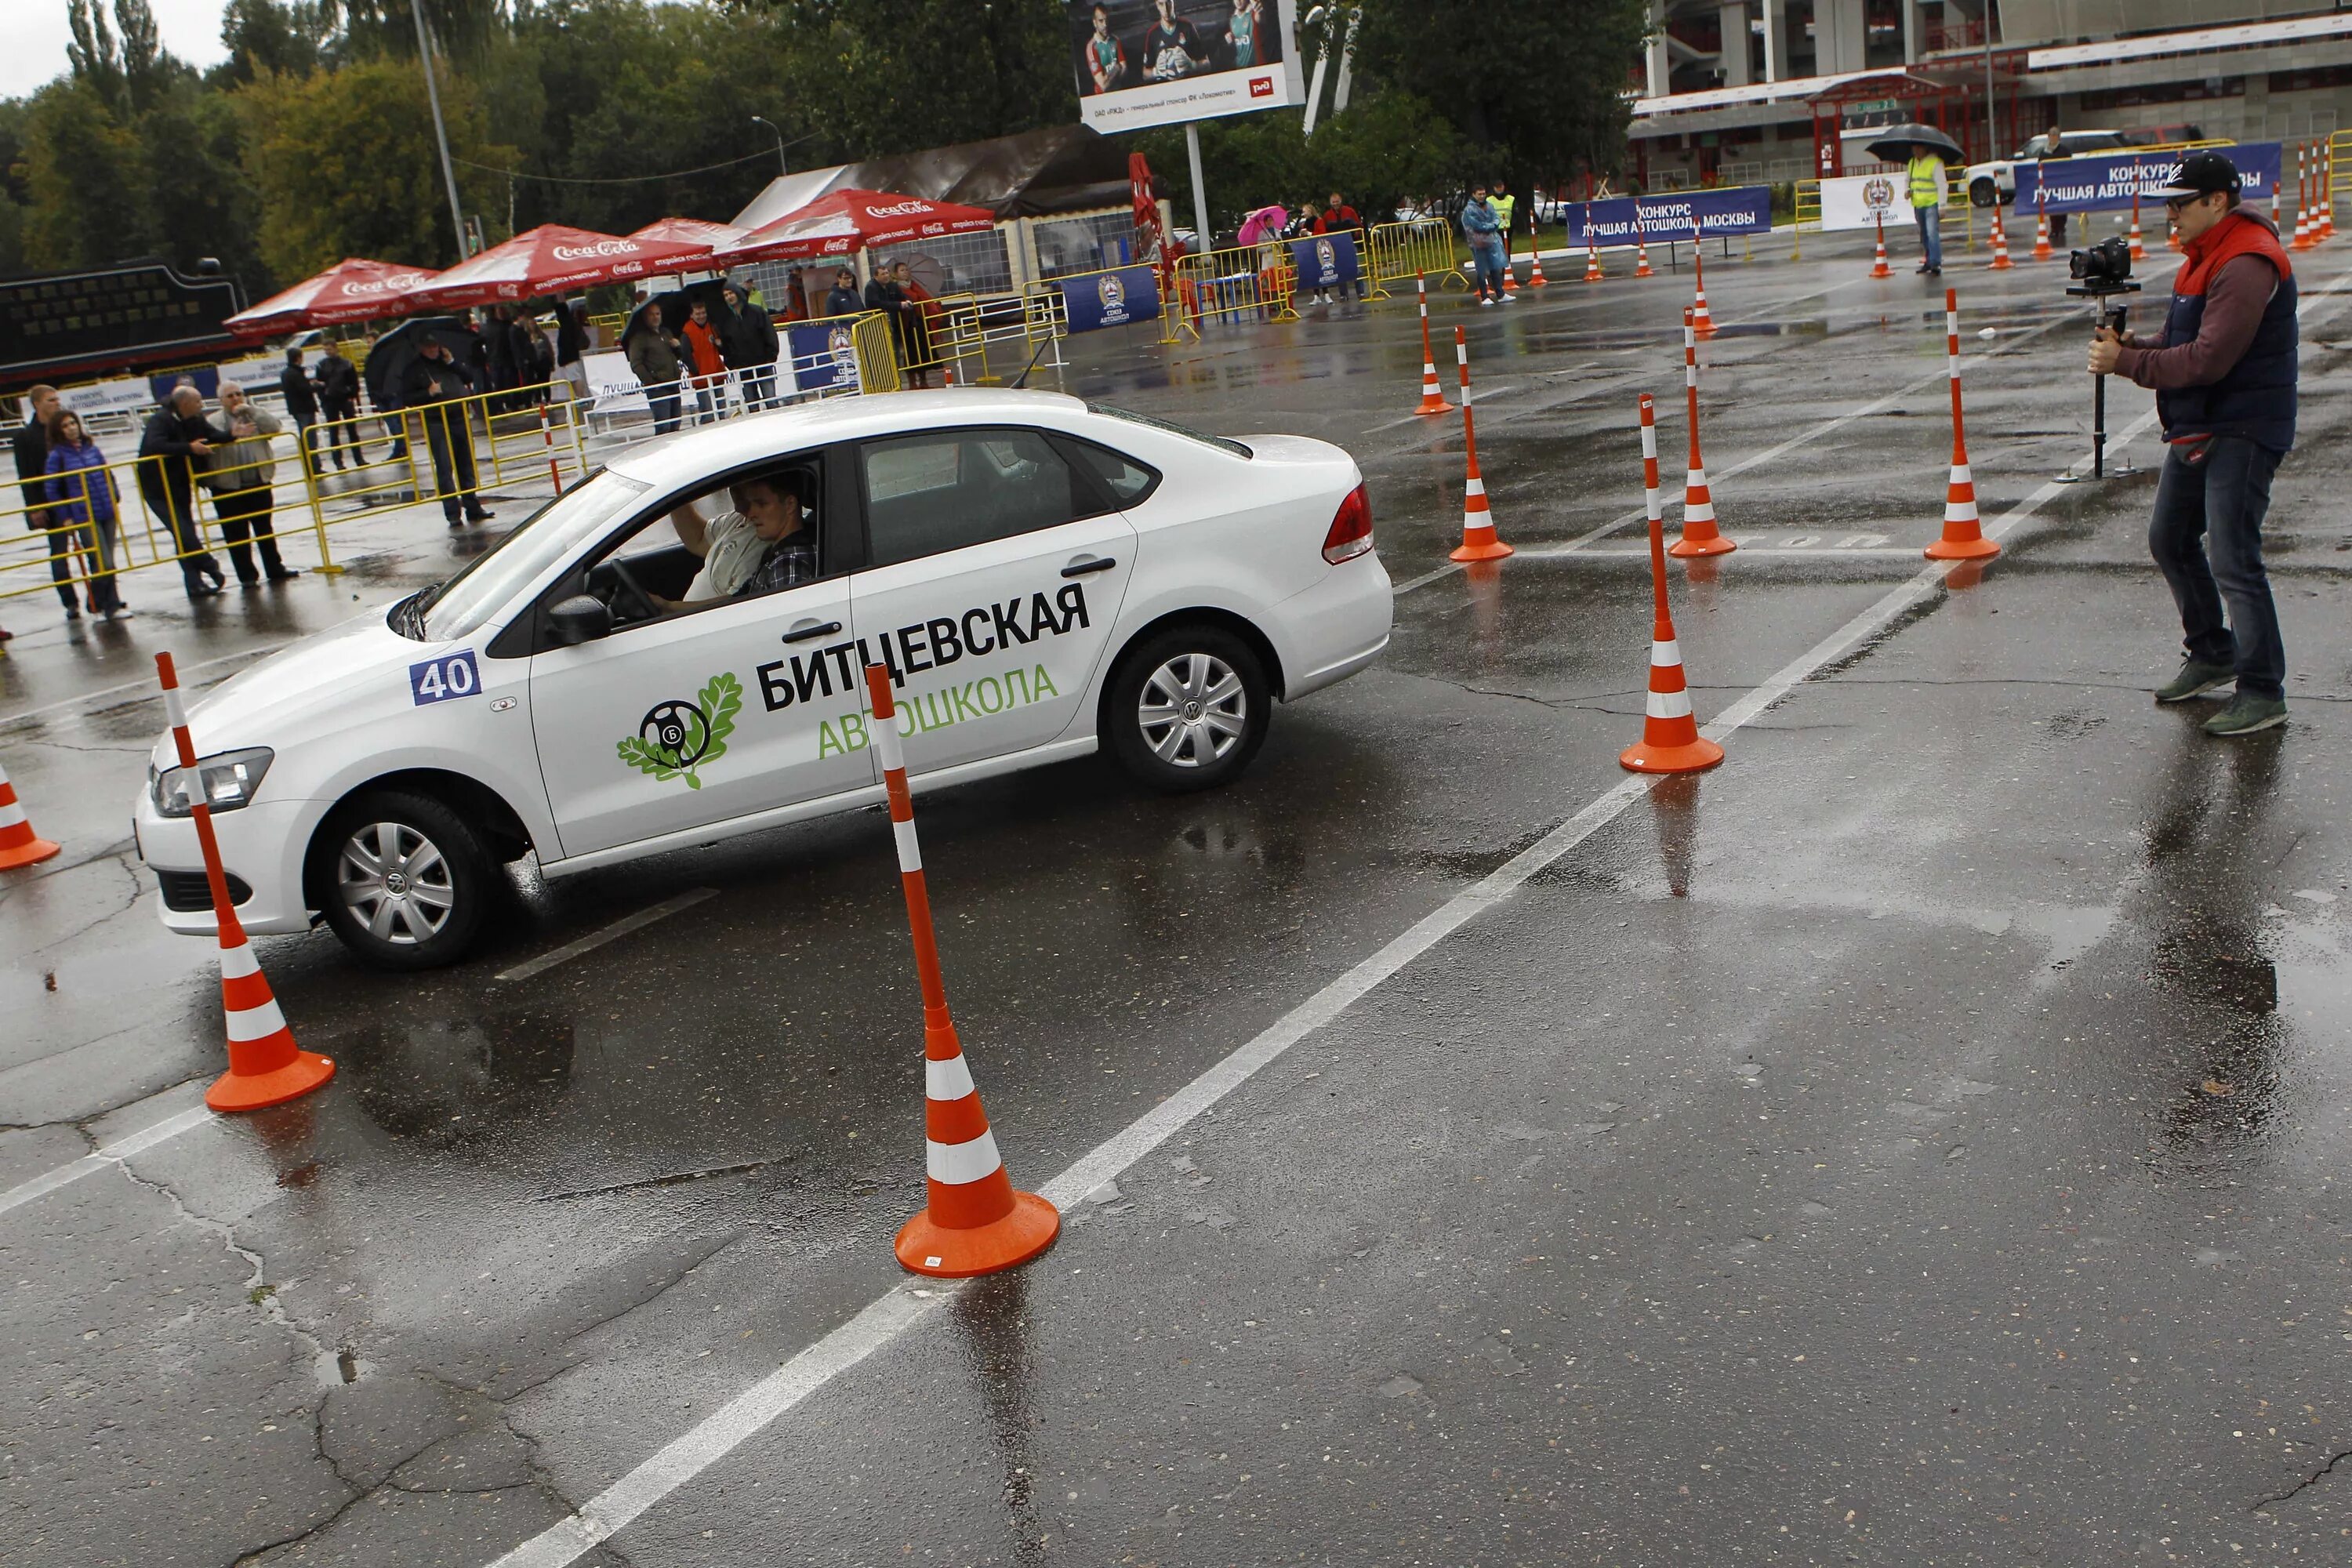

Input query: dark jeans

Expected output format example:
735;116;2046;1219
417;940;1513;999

419;405;485;521
320;400;363;467
739;368;776;410
2149;437;2287;700
1469;241;1506;300
25;508;81;612
648;391;682;435
1915;205;1942;270
2050;212;2069;245
213;487;287;581
140;475;223;594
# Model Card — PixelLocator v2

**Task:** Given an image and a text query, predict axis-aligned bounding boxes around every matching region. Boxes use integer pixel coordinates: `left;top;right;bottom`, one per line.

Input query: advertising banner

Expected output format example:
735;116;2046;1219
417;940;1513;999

1287;231;1361;292
60;378;162;419
582;350;647;414
1071;0;1304;133
784;320;861;393
1563;187;1775;249
2015;143;2281;214
1820;171;1916;233
1059;265;1162;332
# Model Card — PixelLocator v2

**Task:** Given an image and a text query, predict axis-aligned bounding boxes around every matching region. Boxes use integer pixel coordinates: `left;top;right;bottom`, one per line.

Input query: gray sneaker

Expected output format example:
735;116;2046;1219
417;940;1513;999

2154;659;2234;703
2203;693;2287;736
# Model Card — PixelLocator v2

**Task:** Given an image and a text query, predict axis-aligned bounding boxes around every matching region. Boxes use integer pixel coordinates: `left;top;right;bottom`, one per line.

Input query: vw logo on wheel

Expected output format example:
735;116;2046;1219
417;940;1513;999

640;699;713;768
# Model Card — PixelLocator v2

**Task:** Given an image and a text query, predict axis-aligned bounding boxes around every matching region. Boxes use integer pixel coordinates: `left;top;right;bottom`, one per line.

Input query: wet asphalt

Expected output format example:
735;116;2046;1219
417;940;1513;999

6;224;2352;1566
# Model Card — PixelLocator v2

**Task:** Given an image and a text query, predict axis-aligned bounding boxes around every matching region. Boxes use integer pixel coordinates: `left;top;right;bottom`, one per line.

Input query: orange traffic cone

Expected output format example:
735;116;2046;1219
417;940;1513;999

2167;213;2183;252
1584;234;1604;282
1690;245;1717;338
1988;208;2013;270
2032;197;2053;262
865;663;1058;1278
1926;288;1999;564
1671;310;1733;559
1454;322;1472;401
155;653;336;1112
1870;217;1892;278
1414;276;1449;416
1635;236;1654;278
1501;232;1518;293
1450;403;1512;563
2128;192;2147;261
2292;146;2318;251
0;756;60;869
1527;245;1549;286
1622;393;1724;775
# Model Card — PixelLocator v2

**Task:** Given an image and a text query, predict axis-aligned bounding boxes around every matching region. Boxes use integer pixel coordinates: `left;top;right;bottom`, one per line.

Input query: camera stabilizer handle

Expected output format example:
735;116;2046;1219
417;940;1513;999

2064;278;2143;482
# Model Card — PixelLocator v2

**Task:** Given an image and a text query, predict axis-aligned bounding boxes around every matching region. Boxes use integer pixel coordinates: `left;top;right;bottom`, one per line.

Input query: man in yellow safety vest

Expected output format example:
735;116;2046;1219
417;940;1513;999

1907;144;1947;275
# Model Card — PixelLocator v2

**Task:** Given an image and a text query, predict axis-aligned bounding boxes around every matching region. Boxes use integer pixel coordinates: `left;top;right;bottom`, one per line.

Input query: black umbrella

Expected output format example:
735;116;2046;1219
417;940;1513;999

1866;124;1965;165
621;280;736;350
365;315;479;411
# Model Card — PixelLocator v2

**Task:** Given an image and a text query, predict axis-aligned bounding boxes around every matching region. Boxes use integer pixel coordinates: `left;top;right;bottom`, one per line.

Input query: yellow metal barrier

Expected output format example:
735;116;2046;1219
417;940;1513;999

1174;241;1299;329
2331;130;2348;226
1367;218;1462;292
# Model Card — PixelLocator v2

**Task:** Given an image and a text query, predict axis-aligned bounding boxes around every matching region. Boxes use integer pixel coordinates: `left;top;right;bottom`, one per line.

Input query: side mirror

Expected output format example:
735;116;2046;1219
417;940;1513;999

546;594;612;645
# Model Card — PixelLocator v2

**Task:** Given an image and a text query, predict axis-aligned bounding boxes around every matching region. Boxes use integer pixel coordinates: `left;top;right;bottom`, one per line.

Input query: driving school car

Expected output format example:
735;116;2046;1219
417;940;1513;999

133;390;1390;968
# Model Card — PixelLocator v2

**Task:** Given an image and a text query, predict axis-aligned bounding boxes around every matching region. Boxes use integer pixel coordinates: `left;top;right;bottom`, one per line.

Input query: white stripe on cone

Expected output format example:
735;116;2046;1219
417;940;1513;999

927;1129;1004;1187
926;1054;977;1102
220;940;260;978
227;996;290;1043
0;801;25;830
1650;639;1683;668
163;689;188;730
870;709;907;772
1646;689;1694;721
891;818;922;871
1465;477;1486;499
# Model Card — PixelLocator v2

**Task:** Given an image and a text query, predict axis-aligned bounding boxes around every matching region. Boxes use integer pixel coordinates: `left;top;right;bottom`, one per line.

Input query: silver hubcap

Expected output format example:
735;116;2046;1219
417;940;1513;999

1138;653;1247;768
339;822;455;945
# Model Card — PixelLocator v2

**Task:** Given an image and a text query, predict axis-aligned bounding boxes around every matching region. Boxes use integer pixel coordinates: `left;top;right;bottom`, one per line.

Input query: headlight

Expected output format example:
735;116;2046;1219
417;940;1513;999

151;748;274;818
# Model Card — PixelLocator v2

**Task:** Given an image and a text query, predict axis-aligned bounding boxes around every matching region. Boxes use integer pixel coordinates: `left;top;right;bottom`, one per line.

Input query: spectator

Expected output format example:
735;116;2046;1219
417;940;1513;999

521;315;556;403
554;296;592;405
681;298;729;422
720;280;780;409
280;347;323;470
42;408;126;619
1141;0;1205;78
779;270;811;323
1311;191;1366;302
1907;142;1947;276
624;301;686;434
136;387;229;599
398;336;495;528
203;381;299;585
1224;0;1264;67
864;264;916;377
13;383;85;620
1083;4;1129;93
483;304;521;410
822;267;863;319
316;340;365;469
1461;183;1508;305
893;263;942;388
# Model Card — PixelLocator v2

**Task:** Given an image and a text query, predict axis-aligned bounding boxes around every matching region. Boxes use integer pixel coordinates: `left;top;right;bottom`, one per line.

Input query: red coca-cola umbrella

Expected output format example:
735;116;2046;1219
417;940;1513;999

713;189;998;264
223;256;439;335
627;216;750;256
405;224;715;310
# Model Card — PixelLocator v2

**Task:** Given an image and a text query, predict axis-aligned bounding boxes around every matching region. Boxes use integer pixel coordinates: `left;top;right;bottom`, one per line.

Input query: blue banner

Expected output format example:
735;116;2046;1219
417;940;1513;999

2016;143;2281;214
1059;265;1161;333
1288;232;1362;291
784;320;858;393
1563;187;1775;249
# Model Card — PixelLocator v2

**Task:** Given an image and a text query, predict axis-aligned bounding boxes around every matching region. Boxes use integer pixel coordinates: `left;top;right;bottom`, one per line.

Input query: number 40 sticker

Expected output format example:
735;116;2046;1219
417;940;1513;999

409;649;481;706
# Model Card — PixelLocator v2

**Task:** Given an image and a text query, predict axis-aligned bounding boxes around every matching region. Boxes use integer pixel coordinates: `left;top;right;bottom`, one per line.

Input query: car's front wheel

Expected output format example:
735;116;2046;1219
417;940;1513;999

1969;176;1999;208
313;789;494;969
1105;623;1271;794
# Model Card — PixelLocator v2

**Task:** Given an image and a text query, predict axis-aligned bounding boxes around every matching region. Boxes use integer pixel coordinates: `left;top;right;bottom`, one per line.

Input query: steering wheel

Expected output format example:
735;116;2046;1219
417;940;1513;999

603;558;661;622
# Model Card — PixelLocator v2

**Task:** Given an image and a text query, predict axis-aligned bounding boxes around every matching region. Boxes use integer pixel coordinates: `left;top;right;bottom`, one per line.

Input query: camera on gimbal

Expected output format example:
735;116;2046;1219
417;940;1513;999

2067;235;2139;297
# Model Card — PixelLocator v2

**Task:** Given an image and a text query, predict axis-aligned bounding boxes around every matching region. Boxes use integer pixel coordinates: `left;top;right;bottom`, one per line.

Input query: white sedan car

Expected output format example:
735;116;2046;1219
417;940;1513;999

135;390;1390;967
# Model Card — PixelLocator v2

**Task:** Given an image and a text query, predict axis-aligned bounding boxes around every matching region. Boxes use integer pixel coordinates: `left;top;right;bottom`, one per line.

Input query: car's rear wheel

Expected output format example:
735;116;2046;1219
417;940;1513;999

314;789;492;970
1105;623;1270;794
1969;177;1999;209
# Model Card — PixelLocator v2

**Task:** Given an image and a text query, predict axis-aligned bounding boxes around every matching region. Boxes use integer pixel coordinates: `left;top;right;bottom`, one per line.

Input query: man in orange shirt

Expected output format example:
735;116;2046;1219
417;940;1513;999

681;298;730;422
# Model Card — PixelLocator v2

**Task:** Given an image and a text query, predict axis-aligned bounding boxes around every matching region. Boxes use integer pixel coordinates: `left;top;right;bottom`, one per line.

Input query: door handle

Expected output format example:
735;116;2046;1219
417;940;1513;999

1061;556;1117;578
780;619;842;644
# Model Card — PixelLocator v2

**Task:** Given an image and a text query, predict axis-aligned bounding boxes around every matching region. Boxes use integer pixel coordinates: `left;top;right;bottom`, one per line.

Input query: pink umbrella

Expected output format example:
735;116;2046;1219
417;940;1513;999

405;224;716;310
713;189;999;264
1236;205;1289;248
626;216;750;257
223;257;439;335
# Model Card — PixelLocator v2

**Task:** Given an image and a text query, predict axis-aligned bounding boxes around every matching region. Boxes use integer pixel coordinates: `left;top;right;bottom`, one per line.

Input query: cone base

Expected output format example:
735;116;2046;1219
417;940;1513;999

1925;535;2001;561
1621;736;1725;775
896;1190;1061;1278
1988;258;2014;270
1669;534;1736;558
1692;323;1718;339
1450;538;1515;562
1415;394;1450;416
1870;264;1891;278
0;835;62;869
205;1050;336;1112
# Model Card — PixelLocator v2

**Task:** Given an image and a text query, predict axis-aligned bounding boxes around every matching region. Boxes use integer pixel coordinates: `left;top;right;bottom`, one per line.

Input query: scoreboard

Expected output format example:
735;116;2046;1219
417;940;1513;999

1;261;245;385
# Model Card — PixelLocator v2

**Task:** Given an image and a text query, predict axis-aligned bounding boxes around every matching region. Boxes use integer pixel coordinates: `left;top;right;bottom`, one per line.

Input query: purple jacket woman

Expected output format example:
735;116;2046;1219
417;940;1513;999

43;415;127;617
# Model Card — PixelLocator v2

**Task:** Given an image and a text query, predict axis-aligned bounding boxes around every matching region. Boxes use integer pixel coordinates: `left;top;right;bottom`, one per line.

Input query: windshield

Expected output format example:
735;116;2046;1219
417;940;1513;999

1086;402;1252;459
408;470;652;641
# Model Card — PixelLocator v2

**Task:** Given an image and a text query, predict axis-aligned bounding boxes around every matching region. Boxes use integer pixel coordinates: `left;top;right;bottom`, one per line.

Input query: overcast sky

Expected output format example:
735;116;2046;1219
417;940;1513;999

8;0;232;103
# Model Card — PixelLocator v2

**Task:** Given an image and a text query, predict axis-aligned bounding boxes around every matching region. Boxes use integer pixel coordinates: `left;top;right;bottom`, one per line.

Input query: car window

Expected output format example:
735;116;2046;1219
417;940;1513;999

583;461;828;632
417;470;648;640
861;428;1087;568
1062;437;1160;507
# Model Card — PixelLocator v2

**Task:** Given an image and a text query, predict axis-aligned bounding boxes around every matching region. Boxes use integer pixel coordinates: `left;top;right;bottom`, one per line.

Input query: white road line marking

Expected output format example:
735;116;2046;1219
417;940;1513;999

477;397;2167;1568
493;887;719;984
0;1105;213;1218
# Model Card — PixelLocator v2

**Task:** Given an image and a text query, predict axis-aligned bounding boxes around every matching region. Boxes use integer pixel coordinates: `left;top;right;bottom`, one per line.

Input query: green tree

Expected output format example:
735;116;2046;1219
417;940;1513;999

760;0;1076;161
1134;93;1463;238
20;78;150;268
217;0;331;85
237;57;511;278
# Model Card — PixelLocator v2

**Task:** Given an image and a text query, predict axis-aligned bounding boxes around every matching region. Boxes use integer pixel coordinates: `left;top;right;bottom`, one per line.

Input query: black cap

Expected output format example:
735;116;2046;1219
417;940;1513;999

2154;149;2240;200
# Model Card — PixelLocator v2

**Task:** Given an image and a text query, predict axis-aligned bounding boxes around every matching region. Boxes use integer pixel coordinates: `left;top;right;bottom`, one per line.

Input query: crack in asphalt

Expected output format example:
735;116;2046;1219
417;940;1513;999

2252;1447;2352;1510
13;848;147;956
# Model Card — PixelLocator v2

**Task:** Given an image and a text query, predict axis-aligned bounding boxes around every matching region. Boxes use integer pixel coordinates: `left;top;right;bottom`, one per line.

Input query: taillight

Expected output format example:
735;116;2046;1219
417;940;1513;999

1322;482;1374;564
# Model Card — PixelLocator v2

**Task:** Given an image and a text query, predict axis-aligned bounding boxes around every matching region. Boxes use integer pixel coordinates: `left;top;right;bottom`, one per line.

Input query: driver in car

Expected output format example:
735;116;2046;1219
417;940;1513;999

653;472;817;612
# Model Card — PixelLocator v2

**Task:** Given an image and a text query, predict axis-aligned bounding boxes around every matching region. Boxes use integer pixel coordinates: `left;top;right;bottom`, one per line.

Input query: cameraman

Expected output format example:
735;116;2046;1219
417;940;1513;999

2088;151;2297;737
